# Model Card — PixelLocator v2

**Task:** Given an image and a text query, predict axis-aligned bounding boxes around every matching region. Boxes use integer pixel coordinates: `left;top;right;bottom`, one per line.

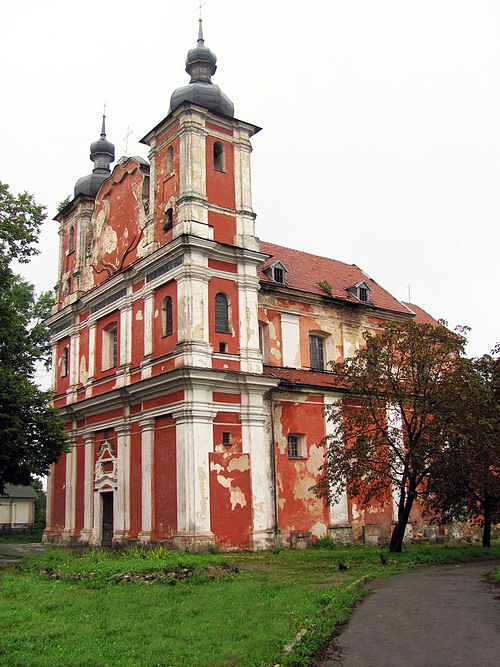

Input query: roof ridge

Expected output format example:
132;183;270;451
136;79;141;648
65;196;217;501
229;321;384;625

260;240;360;271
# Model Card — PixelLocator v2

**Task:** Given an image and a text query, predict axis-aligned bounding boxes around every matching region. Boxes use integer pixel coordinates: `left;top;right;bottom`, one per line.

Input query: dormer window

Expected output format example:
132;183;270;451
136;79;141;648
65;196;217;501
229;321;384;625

266;260;289;285
273;267;284;283
348;280;372;304
359;287;368;302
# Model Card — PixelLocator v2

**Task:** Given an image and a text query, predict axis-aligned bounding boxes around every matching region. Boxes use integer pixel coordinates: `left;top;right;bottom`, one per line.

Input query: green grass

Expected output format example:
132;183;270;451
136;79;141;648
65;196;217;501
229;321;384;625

0;528;43;543
491;565;500;582
0;543;499;667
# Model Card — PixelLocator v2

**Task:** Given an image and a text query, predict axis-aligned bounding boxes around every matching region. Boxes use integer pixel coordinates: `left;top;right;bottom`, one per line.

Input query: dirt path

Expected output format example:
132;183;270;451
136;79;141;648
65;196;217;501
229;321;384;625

315;559;500;667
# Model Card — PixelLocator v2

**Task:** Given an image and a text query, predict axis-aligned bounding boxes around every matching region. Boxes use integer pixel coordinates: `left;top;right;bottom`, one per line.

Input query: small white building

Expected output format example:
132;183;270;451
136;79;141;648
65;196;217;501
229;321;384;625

0;485;36;530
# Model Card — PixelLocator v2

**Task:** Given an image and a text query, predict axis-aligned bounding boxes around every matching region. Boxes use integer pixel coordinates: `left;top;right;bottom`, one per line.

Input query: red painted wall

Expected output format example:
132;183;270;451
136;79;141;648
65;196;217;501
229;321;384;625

75;439;85;533
129;422;142;538
207;211;236;246
154;135;180;245
50;454;66;533
153;416;177;539
209;451;252;549
205;136;235;211
274;397;330;542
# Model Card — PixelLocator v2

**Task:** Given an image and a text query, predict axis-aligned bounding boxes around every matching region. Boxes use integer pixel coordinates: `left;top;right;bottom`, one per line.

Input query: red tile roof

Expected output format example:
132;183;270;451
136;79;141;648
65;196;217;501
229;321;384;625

263;365;348;391
259;241;410;315
402;302;440;326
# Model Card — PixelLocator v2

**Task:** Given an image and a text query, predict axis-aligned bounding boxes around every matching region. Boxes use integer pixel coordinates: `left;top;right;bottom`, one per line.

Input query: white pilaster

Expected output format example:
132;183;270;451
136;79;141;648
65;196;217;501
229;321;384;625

241;390;275;549
324;395;349;526
80;434;94;544
386;404;404;523
142;291;154;379
281;312;301;368
87;323;97;397
138;418;155;541
237;272;262;373
175;260;211;367
114;424;131;541
172;387;216;549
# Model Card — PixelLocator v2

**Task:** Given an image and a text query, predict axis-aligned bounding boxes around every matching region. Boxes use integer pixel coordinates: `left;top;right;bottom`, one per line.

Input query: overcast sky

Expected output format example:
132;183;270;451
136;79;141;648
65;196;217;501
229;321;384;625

1;0;499;361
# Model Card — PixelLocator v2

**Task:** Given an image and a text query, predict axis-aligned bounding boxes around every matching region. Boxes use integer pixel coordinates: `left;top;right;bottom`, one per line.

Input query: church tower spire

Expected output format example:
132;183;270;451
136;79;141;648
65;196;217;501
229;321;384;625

168;19;234;117
74;115;115;197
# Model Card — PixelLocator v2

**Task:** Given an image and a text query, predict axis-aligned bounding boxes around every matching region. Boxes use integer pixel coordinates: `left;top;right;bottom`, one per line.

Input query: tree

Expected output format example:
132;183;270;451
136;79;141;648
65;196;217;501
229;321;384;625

427;346;500;547
315;320;468;553
0;182;67;494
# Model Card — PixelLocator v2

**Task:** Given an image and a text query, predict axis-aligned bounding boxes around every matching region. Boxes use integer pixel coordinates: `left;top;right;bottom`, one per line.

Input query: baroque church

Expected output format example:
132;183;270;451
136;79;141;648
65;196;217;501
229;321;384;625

44;21;436;550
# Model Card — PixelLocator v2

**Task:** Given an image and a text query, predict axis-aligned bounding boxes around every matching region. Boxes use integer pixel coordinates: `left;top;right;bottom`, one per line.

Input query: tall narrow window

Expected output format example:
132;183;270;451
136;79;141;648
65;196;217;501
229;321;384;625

163;208;173;232
309;335;324;371
213;141;225;172
162;296;173;337
61;346;69;378
215;292;229;333
68;227;75;252
103;324;118;370
166;145;173;173
259;322;270;364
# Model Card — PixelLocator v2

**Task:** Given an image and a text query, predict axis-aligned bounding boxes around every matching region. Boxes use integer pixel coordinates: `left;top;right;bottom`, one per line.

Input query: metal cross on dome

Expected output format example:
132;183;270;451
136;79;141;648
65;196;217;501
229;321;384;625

196;1;206;18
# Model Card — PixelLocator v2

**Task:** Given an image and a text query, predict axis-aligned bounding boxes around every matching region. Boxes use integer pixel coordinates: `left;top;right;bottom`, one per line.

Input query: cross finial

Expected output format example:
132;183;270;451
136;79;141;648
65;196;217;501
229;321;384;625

196;1;206;19
123;126;132;155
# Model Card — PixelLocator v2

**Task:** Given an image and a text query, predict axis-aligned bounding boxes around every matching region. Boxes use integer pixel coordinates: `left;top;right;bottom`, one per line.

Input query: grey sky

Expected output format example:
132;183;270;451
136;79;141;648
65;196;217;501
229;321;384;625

1;0;499;359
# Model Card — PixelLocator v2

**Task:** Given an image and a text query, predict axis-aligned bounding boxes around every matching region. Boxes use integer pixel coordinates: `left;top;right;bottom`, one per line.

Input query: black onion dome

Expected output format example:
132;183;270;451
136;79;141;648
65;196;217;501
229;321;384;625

168;19;234;118
74;116;115;198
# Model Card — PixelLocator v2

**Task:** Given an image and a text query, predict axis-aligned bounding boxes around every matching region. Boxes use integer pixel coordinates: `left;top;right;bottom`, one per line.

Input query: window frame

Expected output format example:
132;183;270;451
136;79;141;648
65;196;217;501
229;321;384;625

309;334;325;371
213;141;225;172
166;145;174;174
61;346;69;378
162;296;173;337
163;207;173;232
68;226;75;252
102;323;118;371
287;434;306;459
214;292;230;334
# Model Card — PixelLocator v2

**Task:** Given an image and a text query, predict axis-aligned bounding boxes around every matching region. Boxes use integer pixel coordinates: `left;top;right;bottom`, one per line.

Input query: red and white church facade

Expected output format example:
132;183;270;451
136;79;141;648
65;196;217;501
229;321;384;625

44;22;436;550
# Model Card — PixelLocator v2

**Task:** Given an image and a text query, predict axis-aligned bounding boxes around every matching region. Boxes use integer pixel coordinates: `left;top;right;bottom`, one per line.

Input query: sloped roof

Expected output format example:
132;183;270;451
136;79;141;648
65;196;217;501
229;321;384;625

259;242;410;315
1;484;37;499
402;302;440;326
263;366;348;391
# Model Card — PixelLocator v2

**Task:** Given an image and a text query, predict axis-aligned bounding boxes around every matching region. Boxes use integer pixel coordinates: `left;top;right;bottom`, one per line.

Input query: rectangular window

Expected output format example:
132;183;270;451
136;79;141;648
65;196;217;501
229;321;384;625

309;335;324;371
222;432;231;446
359;287;368;302
273;267;284;283
102;325;118;370
287;434;305;459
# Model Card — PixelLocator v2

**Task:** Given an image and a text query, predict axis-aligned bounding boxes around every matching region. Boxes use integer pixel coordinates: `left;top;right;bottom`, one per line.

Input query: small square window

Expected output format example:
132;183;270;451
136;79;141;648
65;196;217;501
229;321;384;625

287;434;305;459
219;342;228;354
222;432;231;446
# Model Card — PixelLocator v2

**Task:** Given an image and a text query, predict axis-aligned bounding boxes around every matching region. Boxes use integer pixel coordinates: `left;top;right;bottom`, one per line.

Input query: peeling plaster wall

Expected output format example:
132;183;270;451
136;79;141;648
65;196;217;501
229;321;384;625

153;417;177;539
273;395;330;543
209;451;252;549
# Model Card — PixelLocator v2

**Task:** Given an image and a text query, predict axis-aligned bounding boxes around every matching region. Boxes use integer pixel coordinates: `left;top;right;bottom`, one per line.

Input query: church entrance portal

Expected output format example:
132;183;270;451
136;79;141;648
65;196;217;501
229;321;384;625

101;492;113;546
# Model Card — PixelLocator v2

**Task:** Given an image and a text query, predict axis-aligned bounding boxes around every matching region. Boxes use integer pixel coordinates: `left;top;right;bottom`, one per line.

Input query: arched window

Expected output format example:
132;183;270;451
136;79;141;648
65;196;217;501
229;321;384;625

162;296;173;337
68;227;75;252
215;292;229;333
213;141;225;172
166;145;173;173
163;208;173;232
61;346;69;378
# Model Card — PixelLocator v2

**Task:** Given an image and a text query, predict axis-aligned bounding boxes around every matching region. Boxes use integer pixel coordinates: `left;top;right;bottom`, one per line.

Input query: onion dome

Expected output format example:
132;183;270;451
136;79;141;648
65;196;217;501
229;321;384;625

74;116;115;197
169;19;234;118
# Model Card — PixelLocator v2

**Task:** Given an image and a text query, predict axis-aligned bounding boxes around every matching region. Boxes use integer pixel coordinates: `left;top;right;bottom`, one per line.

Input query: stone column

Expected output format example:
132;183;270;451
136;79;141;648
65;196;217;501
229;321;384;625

241;388;276;549
141;291;154;379
175;261;212;367
138;417;155;542
80;434;94;544
324;395;351;543
117;300;132;387
67;329;80;403
61;437;76;543
86;322;97;398
237;273;262;374
172;390;216;551
114;424;131;542
233;127;259;251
